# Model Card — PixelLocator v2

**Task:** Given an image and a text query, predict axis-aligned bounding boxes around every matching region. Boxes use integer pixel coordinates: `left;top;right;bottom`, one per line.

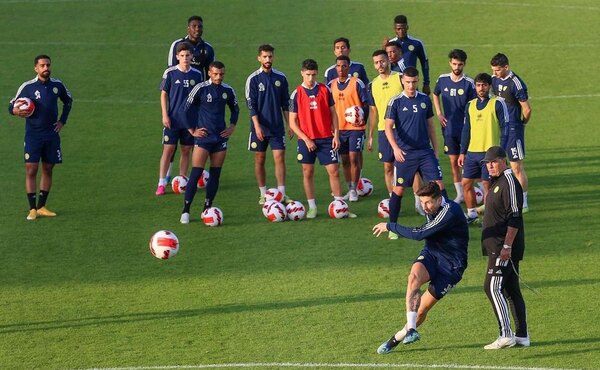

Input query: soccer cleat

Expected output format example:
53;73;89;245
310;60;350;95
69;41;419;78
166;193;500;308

515;336;530;347
306;207;318;219
155;185;166;196
342;192;350;201
180;212;190;224
388;232;399;240
377;336;401;354
26;209;37;221
36;207;56;217
258;196;266;205
466;215;480;225
283;195;293;205
484;336;516;349
522;206;529;214
348;189;358;202
403;328;420;344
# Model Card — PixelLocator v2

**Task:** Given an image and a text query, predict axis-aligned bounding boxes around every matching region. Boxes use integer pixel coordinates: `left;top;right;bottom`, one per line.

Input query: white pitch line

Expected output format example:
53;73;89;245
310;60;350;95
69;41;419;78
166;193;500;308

80;362;584;370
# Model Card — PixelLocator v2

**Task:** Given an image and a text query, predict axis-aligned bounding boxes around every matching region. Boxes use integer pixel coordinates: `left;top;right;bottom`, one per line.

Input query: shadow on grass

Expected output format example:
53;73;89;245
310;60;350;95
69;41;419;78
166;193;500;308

1;278;598;334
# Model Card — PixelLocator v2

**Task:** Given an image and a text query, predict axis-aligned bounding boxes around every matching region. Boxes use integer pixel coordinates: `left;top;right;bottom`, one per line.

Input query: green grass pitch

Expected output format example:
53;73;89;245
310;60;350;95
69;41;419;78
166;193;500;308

1;0;599;369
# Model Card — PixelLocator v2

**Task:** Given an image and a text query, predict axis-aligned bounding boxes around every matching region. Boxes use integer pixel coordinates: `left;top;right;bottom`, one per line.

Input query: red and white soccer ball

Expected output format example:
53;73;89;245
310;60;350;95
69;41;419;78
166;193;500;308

286;200;306;221
265;188;284;202
266;201;287;222
378;198;390;219
149;230;180;260
344;105;364;126
357;178;374;197
475;186;484;205
328;199;349;219
262;199;278;217
201;207;223;227
197;170;210;189
15;97;35;117
171;175;189;194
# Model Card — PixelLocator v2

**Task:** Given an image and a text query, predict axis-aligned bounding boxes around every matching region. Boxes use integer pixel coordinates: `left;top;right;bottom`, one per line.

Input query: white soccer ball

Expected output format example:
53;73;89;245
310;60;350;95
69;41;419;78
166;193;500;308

328;199;349;219
286;200;306;221
15;97;35;117
171;175;188;194
197;170;210;189
262;199;278;217
357;178;374;197
475;186;484;205
266;201;287;222
378;198;390;219
149;230;180;260
265;188;284;202
201;207;223;227
344;105;364;126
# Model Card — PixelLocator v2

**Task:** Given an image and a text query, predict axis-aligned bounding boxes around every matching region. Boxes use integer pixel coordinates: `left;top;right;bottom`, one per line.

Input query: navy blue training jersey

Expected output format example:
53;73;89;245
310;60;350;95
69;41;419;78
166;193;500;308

8;77;72;135
245;67;290;137
385;91;434;151
168;36;215;80
491;71;528;126
433;73;476;138
160;66;203;129
389;199;469;272
389;35;430;85
181;80;240;137
324;61;369;86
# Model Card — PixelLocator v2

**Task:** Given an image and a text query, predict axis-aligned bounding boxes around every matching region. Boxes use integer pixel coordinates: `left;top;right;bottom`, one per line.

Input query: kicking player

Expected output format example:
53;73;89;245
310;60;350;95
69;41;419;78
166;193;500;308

328;55;369;202
490;53;532;212
8;54;73;220
179;61;239;224
289;59;354;219
384;67;448;239
156;42;203;195
432;49;476;203
458;73;508;223
323;37;369;86
245;44;292;205
373;181;468;352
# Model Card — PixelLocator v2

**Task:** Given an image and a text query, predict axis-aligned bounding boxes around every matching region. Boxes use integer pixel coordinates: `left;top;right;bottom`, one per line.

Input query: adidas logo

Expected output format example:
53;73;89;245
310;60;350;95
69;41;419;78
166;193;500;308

175;80;181;84
402;107;408;111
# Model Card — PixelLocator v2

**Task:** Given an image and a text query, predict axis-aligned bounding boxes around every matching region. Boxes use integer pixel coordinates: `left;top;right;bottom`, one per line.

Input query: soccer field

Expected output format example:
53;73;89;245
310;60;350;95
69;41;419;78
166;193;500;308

1;0;600;369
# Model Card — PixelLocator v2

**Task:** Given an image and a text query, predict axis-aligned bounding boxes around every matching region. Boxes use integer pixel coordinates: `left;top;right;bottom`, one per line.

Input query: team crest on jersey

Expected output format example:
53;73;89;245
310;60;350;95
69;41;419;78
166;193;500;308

420;102;426;109
190;80;196;86
408;45;415;51
258;82;265;92
353;72;359;78
35;90;41;100
494;186;500;193
458;88;464;95
207;93;212;102
222;92;228;99
275;80;281;87
53;87;59;94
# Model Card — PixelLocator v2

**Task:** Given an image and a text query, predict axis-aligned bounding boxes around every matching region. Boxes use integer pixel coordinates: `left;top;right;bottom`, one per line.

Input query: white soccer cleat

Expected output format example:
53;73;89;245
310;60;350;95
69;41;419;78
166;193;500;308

484;336;516;349
348;189;358;202
515;336;530;347
180;212;190;224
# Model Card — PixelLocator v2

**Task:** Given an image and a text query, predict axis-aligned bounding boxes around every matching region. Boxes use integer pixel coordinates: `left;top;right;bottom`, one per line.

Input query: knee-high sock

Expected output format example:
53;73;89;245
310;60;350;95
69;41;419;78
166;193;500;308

204;167;222;209
389;192;402;224
183;167;204;213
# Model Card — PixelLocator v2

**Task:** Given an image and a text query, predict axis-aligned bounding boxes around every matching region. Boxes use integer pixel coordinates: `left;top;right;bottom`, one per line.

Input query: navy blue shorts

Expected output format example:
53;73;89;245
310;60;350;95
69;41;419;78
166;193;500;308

24;134;62;164
247;131;286;152
443;135;461;155
415;249;464;300
393;149;442;187
502;126;525;161
194;136;228;153
163;127;194;146
378;130;394;163
339;130;365;155
462;151;489;180
297;137;339;165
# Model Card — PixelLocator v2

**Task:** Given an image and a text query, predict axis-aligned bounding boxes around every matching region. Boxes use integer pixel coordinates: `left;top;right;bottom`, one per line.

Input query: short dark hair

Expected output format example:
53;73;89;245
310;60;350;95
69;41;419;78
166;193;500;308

34;54;51;65
258;44;274;54
336;55;350;64
176;42;192;54
333;37;350;49
209;61;225;70
385;41;401;49
490;53;509;67
188;15;203;24
394;15;408;24
448;49;467;62
372;49;388;58
301;59;318;71
403;66;419;77
474;73;492;85
416;181;442;199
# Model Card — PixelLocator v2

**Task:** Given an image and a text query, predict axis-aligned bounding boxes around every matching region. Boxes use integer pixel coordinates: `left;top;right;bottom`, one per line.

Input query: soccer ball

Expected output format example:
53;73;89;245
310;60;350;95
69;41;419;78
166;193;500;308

357;178;374;197
149;230;179;260
197;170;210;189
201;207;223;227
286;200;306;221
265;188;283;202
266;201;287;222
344;105;364;126
378;198;390;218
171;175;188;194
15;97;35;117
328;199;349;219
262;199;278;217
475;186;484;205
